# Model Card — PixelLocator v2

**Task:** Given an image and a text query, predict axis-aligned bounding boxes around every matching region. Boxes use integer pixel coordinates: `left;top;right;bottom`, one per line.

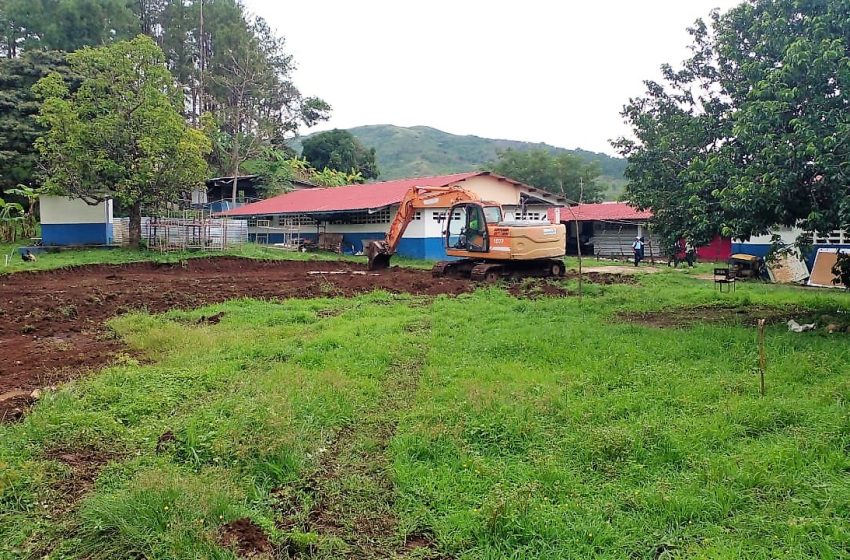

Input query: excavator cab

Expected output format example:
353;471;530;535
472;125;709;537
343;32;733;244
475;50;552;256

445;203;501;252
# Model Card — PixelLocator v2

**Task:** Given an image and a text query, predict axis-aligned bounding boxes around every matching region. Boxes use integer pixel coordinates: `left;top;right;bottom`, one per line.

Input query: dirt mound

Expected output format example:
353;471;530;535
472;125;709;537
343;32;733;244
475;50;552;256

219;517;273;557
619;304;803;329
0;257;471;421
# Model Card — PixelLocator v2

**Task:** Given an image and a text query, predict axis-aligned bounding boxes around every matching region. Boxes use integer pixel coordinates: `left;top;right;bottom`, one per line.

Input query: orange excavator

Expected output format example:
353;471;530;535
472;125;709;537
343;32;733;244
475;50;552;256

365;186;567;281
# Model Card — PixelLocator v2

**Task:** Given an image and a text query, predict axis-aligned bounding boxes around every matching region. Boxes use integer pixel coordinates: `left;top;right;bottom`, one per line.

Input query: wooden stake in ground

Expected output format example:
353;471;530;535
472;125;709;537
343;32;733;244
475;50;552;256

758;319;766;396
560;178;584;300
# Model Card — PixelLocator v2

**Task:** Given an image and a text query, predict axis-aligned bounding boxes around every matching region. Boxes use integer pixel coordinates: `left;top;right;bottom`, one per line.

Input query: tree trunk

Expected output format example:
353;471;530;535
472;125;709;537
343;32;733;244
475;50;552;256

231;163;239;204
129;201;142;249
231;133;240;204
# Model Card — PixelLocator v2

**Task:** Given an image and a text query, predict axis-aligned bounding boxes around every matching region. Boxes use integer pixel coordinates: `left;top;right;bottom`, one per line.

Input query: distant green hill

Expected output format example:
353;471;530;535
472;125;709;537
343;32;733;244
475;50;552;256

292;125;628;200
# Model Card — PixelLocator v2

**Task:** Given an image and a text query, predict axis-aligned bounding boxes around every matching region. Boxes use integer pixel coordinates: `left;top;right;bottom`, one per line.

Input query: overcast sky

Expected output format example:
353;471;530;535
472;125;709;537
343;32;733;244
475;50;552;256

242;0;742;156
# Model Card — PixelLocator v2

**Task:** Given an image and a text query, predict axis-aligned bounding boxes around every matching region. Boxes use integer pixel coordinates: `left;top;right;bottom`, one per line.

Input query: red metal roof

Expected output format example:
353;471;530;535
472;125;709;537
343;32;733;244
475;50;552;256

220;172;484;217
547;202;652;223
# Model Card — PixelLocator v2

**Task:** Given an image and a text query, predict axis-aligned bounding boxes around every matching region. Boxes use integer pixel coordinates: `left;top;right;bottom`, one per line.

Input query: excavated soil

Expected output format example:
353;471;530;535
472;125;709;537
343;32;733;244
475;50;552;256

0;257;472;420
219;517;274;558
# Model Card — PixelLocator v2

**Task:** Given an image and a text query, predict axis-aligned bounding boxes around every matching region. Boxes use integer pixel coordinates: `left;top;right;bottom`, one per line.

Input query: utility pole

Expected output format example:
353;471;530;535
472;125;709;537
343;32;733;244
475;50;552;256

198;0;205;117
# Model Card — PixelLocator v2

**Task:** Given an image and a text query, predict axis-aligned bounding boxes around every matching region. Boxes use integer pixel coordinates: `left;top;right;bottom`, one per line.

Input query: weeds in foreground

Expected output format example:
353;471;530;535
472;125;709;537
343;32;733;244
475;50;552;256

1;276;849;559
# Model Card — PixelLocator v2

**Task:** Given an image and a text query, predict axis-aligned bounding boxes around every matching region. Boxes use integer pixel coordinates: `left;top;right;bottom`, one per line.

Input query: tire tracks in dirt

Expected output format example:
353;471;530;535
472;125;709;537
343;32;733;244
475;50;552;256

275;315;447;559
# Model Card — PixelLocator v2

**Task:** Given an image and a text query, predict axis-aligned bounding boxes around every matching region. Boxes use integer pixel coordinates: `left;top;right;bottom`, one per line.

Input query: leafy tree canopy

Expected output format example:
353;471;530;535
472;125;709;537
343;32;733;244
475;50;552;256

615;0;850;249
0;50;77;196
301;129;379;182
241;149;362;195
1;0;330;194
485;148;604;203
34;35;210;247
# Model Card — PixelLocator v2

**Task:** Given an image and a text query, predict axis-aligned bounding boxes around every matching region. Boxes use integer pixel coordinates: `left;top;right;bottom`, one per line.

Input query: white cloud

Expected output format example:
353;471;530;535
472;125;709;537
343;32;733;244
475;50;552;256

243;0;742;155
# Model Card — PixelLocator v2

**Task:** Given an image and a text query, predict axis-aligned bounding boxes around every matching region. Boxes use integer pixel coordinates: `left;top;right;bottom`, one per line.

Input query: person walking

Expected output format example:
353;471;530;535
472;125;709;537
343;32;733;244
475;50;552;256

684;240;696;267
632;236;644;267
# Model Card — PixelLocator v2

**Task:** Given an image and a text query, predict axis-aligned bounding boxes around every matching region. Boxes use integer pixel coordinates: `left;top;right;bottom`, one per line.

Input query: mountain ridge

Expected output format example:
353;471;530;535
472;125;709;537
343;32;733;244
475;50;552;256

292;125;627;197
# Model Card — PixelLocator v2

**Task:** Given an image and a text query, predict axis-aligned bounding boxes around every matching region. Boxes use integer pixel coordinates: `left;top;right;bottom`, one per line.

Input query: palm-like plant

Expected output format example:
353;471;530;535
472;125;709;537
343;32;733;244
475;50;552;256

0;198;25;242
5;185;44;239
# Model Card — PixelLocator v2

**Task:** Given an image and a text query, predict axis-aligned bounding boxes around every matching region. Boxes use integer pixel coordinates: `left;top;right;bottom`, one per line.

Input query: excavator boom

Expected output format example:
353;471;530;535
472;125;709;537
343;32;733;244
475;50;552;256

365;186;480;270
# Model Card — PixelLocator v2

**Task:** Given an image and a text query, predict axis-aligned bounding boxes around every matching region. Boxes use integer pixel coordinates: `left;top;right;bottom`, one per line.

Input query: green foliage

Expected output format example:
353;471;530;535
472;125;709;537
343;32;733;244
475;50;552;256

4;184;42;239
0;50;77;195
616;1;850;248
0;196;24;242
0;0;330;192
311;167;363;187
34;35;210;247
241;149;365;194
486;148;604;202
296;125;627;196
301;129;379;181
241;150;312;195
0;0;138;55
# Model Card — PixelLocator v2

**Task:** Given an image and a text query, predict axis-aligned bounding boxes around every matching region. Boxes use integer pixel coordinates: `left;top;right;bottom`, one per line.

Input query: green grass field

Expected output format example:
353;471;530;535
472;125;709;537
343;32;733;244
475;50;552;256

1;250;849;559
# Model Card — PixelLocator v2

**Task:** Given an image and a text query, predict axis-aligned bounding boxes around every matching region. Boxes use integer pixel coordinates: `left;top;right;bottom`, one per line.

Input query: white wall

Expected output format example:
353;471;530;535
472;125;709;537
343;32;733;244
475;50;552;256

41;195;112;225
739;225;850;246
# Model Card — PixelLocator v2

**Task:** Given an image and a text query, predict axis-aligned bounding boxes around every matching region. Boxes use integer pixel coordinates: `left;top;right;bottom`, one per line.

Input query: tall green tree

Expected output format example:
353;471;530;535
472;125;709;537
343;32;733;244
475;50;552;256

1;0;138;53
34;35;210;247
616;0;850;248
0;50;76;196
207;16;330;201
301;129;379;182
486;148;603;203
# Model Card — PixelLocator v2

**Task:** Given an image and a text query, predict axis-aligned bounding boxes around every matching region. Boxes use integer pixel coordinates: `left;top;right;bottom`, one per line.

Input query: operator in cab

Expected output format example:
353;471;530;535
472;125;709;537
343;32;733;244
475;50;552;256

465;207;486;251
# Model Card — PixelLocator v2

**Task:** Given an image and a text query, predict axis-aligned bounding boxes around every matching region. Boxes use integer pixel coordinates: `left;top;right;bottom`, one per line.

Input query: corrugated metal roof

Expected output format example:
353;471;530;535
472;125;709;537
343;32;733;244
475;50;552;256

219;172;485;217
548;202;652;222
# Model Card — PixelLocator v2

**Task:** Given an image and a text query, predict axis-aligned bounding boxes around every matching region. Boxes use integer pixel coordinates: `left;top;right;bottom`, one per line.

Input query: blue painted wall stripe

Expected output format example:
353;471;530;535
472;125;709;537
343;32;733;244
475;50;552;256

42;223;113;246
249;232;452;260
731;242;850;270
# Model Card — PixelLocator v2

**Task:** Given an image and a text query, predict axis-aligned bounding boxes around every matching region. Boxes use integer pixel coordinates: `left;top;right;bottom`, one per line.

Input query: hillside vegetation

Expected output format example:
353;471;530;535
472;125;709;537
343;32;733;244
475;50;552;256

293;125;627;198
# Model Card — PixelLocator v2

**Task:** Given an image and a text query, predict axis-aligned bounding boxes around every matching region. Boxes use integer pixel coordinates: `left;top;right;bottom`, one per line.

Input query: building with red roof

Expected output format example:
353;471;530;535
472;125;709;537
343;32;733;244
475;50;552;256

220;172;567;259
547;202;731;262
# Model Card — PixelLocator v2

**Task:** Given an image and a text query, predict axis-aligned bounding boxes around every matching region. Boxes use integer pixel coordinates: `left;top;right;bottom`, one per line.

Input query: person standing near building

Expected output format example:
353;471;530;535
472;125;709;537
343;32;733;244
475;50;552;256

632;236;644;267
685;240;696;267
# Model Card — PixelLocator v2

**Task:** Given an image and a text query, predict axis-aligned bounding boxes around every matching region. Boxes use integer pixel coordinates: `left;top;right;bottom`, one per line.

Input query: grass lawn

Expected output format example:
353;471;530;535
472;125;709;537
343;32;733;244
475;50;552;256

1;253;849;558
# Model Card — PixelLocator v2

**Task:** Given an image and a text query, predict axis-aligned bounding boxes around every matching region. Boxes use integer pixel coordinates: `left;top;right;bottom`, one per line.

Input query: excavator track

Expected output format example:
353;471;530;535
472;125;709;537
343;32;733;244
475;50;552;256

432;259;566;282
431;260;476;278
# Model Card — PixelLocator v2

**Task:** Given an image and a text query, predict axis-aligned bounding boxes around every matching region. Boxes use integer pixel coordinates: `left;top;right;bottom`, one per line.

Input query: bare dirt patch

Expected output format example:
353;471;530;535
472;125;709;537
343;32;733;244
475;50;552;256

581;265;663;275
219;517;274;558
0;257;472;420
0;389;37;422
508;272;636;299
619;304;805;329
44;446;116;512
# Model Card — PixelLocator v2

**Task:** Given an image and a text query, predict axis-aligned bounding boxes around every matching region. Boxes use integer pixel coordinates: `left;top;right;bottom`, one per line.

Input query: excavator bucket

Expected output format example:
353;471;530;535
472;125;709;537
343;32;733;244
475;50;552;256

365;240;392;270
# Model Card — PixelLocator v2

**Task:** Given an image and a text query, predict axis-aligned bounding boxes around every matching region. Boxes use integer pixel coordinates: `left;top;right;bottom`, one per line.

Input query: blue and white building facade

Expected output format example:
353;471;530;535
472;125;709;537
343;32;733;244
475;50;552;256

732;225;850;269
40;195;114;246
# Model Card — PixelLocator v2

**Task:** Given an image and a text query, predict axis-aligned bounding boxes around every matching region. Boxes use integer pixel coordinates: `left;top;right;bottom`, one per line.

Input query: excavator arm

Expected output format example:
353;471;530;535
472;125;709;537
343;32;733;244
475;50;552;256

365;186;480;270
